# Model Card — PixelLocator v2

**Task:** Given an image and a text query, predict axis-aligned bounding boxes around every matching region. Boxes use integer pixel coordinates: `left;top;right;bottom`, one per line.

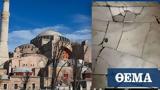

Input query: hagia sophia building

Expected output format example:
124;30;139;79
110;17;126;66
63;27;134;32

0;0;92;90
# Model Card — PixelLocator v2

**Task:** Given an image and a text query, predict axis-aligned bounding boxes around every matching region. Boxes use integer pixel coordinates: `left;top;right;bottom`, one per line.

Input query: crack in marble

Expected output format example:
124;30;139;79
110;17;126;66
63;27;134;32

109;6;144;22
106;46;159;68
141;23;152;57
155;16;160;24
92;2;160;88
93;22;109;72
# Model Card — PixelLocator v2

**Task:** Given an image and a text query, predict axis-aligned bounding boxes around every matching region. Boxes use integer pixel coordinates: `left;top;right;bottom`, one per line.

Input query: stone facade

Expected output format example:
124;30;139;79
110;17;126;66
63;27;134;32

0;30;91;90
0;0;92;89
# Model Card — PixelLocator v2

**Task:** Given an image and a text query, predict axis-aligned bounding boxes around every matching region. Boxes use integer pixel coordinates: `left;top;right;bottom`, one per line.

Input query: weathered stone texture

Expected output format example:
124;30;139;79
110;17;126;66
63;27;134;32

142;23;160;66
92;7;113;21
117;23;150;57
92;2;160;88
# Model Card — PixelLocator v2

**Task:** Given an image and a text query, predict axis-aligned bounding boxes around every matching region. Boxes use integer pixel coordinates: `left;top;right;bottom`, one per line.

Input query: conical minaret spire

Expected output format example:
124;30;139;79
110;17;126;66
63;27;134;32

0;0;10;67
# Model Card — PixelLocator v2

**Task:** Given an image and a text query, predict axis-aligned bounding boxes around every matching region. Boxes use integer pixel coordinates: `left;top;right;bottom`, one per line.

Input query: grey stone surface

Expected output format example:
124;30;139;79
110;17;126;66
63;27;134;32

92;19;108;32
92;45;109;74
92;51;107;88
142;23;160;66
92;45;102;61
106;2;159;7
93;46;152;74
92;74;107;88
93;30;106;46
124;11;136;22
92;7;113;21
93;56;109;74
127;7;144;14
110;7;143;22
135;7;160;22
142;60;157;68
92;45;108;88
113;14;124;22
106;22;123;49
92;46;158;74
92;3;160;88
110;7;123;16
100;47;145;68
93;2;159;7
117;23;150;57
93;22;123;49
122;22;145;32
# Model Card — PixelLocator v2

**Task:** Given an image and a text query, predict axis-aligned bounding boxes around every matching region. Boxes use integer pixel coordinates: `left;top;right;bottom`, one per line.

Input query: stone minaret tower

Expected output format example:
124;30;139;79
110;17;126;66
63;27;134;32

0;0;10;67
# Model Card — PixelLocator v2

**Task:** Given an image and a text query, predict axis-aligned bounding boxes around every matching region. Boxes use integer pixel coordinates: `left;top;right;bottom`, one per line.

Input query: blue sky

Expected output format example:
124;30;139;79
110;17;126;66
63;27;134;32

0;0;91;51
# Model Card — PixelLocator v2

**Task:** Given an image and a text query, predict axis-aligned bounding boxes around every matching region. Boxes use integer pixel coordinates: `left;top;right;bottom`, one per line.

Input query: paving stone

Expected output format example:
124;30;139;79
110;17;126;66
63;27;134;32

106;2;159;7
117;23;150;57
93;42;158;75
92;3;160;88
127;7;144;14
110;7;122;16
150;23;160;32
93;22;123;49
92;45;109;74
92;45;102;60
92;74;107;88
124;11;136;22
106;22;123;49
92;19;108;32
93;46;148;74
110;7;144;22
142;60;157;68
123;22;146;32
93;56;109;74
92;7;113;21
112;14;124;22
135;7;160;22
100;47;145;68
142;24;160;66
93;30;106;46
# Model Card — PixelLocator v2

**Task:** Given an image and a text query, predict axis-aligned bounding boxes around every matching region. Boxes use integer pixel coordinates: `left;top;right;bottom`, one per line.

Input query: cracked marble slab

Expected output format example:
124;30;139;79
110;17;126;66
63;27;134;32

92;2;160;88
93;30;107;46
92;46;153;74
106;22;123;49
135;7;160;23
142;23;160;66
92;19;108;32
117;23;150;57
110;7;143;16
93;22;123;49
124;11;136;22
92;74;107;88
100;47;146;68
92;7;113;21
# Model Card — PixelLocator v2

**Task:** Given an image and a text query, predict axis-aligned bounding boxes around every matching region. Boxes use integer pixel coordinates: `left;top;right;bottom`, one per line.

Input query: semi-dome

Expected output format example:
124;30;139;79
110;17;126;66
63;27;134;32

17;44;36;48
38;30;61;37
15;44;39;54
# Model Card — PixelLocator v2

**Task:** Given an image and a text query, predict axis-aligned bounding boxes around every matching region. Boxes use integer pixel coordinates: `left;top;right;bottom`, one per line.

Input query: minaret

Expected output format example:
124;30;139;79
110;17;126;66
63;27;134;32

0;0;10;67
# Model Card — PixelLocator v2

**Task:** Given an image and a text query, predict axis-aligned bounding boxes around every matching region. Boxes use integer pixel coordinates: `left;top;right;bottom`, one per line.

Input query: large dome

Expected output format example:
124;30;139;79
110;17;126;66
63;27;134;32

38;30;61;37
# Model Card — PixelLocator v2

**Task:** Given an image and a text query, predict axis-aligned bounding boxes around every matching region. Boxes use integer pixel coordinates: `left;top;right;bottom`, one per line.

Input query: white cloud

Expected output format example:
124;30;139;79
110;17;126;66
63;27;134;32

9;26;91;52
74;29;91;34
64;28;91;41
72;14;90;23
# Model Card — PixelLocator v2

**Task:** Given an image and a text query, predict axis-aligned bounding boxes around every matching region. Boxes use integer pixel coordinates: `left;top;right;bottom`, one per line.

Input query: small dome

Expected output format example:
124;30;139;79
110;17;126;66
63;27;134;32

38;30;61;37
18;44;36;48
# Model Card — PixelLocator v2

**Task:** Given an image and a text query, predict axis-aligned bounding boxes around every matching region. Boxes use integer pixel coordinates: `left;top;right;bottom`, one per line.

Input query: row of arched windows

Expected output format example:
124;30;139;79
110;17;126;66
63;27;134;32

59;36;70;42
